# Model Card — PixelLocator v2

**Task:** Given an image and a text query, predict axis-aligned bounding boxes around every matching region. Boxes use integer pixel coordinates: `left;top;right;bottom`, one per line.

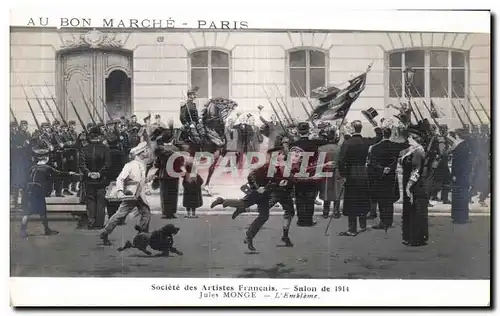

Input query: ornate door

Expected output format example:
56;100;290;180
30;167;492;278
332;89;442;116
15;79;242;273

57;30;132;129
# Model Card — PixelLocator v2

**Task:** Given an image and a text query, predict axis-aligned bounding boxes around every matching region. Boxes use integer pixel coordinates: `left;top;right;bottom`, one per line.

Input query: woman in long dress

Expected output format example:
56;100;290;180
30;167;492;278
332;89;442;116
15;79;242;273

399;130;429;247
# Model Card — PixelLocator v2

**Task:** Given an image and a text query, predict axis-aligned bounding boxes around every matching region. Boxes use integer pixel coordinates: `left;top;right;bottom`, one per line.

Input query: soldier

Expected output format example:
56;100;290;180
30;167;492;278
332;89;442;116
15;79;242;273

106;134;127;219
20;148;79;238
366;125;408;230
49;120;66;197
139;114;152;143
337;120;371;236
179;87;200;128
79;127;112;229
60;122;77;196
119;123;131;156
66;120;80;193
10;121;21;207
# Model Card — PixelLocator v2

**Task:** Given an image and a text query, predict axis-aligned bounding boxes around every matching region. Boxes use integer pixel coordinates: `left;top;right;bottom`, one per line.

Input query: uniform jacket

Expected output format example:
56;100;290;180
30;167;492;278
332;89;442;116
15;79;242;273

79;141;112;188
179;101;199;126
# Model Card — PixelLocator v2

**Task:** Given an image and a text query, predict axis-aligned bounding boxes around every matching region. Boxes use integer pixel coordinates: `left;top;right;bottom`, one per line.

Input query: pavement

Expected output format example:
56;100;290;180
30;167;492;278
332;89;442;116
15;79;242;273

10;172;491;279
10;208;490;279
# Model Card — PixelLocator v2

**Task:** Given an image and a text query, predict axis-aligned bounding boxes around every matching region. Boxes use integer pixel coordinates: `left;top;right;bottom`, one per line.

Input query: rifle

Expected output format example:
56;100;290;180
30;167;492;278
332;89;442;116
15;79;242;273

73;84;97;126
451;102;467;129
460;84;485;126
10;108;19;126
290;81;317;127
19;81;41;130
468;86;490;121
273;83;295;124
69;97;88;134
99;95;113;121
261;87;291;139
31;87;52;124
263;86;291;125
295;80;316;112
451;86;475;130
43;81;67;125
78;81;106;126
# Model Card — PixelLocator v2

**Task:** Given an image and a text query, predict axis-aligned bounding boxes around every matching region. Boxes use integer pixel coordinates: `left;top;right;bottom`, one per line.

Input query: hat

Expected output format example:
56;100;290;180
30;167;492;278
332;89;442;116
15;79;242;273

130;142;148;156
247;113;253;118
297;122;310;135
10;121;18;127
68;120;76;125
362;107;379;127
267;146;284;154
131;114;137;119
88;126;101;138
187;86;199;95
257;105;264;111
61;122;68;128
32;148;49;158
155;114;161;119
52;120;60;126
86;123;95;129
20;120;28;125
143;114;151;122
41;122;50;128
120;116;126;120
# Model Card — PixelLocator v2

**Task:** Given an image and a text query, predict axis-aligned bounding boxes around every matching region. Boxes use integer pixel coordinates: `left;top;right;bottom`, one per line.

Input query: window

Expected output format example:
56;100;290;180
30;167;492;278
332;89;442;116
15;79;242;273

389;49;467;99
190;49;230;98
289;49;327;97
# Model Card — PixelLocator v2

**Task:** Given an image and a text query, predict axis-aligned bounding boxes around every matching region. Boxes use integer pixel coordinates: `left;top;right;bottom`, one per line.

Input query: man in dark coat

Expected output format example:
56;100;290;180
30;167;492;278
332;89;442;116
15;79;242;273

79;127;112;229
180;87;200;130
366;126;408;229
233;117;254;168
451;129;472;224
11;120;31;208
338;120;371;236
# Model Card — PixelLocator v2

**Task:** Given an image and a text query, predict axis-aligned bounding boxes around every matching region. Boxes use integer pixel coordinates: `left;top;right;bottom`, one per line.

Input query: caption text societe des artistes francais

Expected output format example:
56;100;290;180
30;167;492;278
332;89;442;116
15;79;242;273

26;17;249;29
151;283;349;300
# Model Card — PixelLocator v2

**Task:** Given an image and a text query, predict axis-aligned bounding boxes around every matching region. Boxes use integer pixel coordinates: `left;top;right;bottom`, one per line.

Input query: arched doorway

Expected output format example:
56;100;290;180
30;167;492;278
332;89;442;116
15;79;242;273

105;70;132;119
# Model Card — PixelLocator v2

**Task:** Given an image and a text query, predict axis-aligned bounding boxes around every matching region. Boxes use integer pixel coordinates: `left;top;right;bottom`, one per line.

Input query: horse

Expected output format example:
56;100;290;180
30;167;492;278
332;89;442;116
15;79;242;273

176;97;238;195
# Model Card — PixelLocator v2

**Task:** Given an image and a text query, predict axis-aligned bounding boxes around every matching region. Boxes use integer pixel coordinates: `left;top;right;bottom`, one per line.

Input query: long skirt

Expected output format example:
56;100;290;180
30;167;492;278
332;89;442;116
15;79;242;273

402;196;429;246
159;178;179;217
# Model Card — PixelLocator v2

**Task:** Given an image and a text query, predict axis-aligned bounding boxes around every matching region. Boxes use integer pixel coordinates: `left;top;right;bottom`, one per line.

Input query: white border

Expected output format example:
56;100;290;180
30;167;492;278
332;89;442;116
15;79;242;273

3;0;495;310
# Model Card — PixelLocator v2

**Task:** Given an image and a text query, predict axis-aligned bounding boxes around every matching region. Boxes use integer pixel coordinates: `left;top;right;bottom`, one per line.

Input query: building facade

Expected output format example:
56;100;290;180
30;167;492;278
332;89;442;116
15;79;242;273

10;28;490;133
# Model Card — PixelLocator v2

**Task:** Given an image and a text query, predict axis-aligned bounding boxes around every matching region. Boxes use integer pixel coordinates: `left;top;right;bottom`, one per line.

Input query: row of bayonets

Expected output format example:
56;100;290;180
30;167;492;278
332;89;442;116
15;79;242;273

391;77;490;134
11;78;116;139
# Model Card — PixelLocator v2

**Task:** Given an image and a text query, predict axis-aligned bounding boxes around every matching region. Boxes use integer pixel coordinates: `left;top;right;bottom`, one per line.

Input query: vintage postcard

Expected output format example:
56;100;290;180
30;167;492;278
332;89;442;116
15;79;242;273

8;6;491;307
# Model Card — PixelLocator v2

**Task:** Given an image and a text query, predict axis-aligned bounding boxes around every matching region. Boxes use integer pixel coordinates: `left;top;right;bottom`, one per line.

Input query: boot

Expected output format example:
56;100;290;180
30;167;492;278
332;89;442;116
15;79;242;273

44;229;59;236
322;201;330;219
100;231;112;246
281;236;294;247
244;235;256;251
210;197;224;209
333;201;341;219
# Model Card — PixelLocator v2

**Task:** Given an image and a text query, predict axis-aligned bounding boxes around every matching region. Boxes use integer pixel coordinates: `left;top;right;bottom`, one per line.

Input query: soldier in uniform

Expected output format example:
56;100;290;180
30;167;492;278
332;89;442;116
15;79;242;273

66;120;80;193
451;128;472;224
180;87;200;129
79;127;112;229
50;120;66;197
366;126;408;230
337;120;371;236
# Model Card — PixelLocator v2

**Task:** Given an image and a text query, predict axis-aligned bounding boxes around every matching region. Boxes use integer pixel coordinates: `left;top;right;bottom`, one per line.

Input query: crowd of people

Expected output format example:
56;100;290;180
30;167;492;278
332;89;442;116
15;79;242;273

10;86;491;252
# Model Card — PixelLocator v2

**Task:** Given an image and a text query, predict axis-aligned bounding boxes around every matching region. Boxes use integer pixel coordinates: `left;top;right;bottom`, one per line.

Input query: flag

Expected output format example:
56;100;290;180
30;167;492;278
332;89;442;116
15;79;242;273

311;71;368;121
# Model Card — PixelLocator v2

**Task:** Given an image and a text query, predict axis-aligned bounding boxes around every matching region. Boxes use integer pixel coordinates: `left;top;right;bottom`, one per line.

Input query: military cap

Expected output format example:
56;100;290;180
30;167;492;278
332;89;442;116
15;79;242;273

68;120;76;125
187;86;199;95
32;147;50;158
60;122;68;128
120;116;126;120
97;122;105;128
20;120;28;125
130;114;137;119
143;114;151;122
86;123;96;129
41;122;50;128
52;119;60;126
10;121;18;127
88;126;102;137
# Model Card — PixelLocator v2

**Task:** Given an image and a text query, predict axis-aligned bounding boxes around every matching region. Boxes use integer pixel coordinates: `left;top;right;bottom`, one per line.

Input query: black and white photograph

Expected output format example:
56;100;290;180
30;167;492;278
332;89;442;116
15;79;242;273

7;6;491;307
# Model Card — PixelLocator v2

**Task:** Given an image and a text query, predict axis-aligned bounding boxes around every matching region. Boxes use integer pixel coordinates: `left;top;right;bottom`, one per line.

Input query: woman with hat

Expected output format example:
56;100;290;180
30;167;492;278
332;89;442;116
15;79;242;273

398;126;429;246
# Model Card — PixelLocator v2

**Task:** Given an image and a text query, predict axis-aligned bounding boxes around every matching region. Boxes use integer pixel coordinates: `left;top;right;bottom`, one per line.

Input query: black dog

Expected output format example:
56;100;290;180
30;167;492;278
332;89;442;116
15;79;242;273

117;224;183;257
